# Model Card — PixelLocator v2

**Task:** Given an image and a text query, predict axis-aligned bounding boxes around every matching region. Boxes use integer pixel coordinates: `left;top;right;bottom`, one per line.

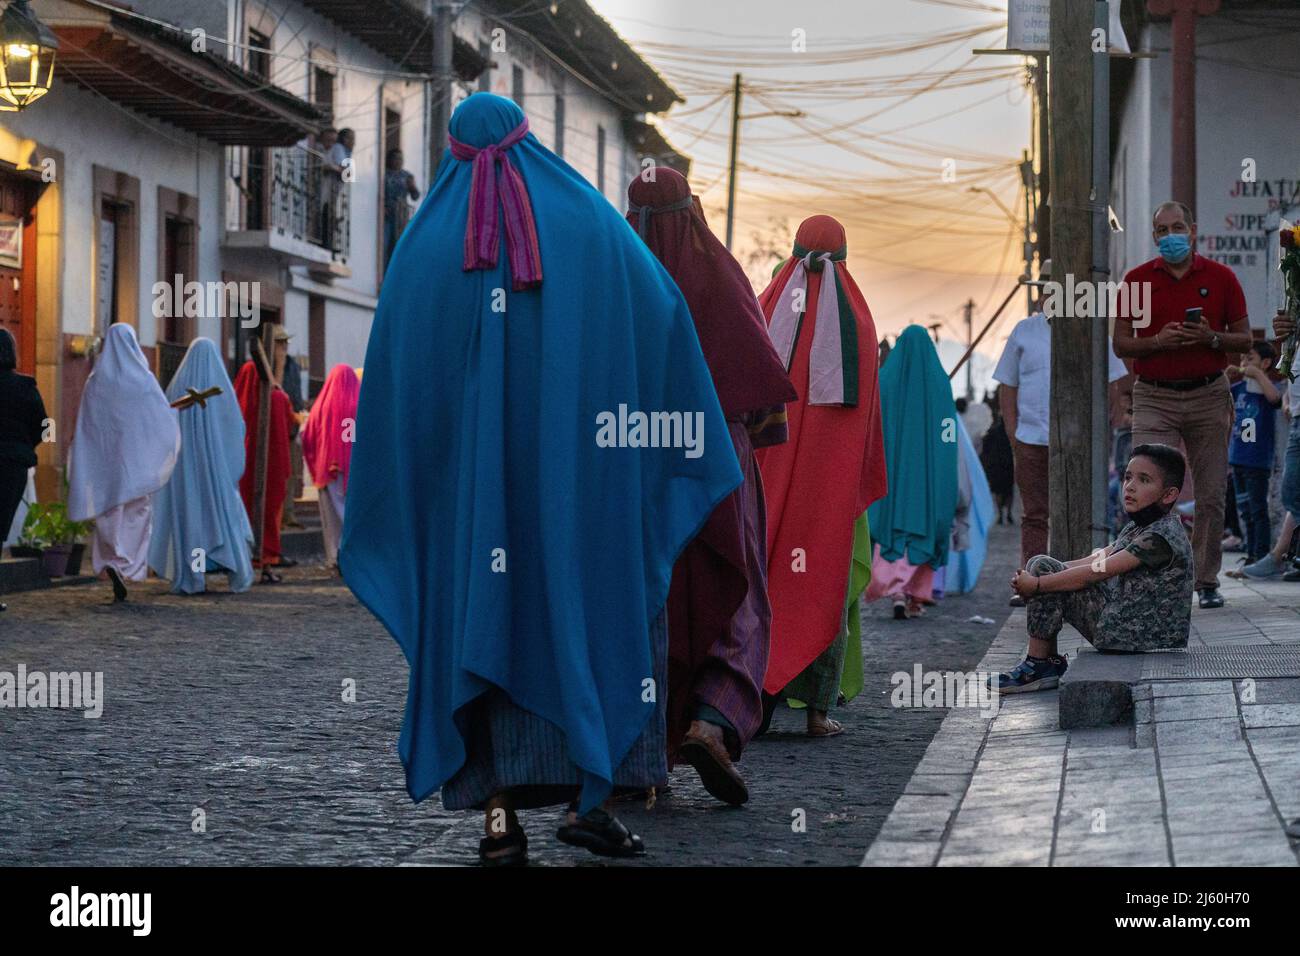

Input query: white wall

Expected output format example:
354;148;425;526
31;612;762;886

1113;16;1300;329
459;6;649;213
0;78;223;346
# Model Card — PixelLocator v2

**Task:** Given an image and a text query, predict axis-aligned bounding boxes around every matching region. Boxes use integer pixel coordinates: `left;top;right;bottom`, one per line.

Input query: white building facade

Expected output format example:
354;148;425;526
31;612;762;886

0;0;684;502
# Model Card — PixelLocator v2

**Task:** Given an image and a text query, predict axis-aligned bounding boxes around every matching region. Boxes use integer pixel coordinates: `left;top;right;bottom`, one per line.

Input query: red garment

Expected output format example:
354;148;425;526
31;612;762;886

302;363;360;491
1122;254;1248;380
234;360;294;563
627;170;795;418
628;169;796;758
755;216;887;693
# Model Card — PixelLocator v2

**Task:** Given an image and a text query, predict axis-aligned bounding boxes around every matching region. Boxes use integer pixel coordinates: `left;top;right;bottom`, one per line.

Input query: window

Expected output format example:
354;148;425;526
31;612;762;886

597;126;606;194
554;94;565;159
385;106;401;161
312;65;335;117
93;166;140;341
512;65;524;105
97;200;120;333
246;27;272;232
308;294;326;401
247;28;270;79
162;217;190;344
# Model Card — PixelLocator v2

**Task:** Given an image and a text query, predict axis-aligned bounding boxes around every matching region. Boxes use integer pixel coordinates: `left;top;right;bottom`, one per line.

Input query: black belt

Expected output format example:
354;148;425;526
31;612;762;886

1137;371;1223;391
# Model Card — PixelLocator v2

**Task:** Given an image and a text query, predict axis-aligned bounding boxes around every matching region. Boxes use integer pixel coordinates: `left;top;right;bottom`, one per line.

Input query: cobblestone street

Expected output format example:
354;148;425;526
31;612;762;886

0;524;1019;866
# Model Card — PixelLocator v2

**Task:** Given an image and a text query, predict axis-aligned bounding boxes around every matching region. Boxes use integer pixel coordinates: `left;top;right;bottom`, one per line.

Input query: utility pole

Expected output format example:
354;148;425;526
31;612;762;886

1020;149;1036;313
1033;55;1051;272
1047;0;1096;560
963;298;975;402
1150;0;1221;215
725;73;742;251
429;2;455;181
1090;0;1113;551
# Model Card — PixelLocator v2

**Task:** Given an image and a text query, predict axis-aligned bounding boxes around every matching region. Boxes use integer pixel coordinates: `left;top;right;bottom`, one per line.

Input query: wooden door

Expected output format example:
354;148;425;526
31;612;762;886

0;173;36;374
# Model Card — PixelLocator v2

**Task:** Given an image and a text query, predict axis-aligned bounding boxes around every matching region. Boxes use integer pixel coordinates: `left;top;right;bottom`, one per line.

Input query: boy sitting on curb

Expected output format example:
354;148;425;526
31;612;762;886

997;443;1194;694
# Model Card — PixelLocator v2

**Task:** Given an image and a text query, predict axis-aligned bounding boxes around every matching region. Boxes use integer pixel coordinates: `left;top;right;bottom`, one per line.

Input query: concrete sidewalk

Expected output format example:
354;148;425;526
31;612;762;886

862;574;1300;866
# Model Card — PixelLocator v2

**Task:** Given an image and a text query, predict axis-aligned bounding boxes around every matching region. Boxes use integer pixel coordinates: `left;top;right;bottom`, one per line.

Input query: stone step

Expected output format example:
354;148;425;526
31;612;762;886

0;556;46;595
1059;645;1300;728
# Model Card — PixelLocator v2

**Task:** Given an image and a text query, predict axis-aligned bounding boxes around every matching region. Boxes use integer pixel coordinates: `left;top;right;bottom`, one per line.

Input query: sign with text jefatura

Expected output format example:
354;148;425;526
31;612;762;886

1008;0;1131;54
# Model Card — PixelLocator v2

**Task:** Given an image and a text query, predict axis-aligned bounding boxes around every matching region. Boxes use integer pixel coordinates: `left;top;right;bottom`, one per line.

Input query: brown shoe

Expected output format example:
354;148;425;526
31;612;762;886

680;723;748;806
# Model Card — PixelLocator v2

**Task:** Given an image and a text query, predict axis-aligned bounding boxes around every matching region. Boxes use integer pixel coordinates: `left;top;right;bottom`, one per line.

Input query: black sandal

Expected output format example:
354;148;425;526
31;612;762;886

260;568;283;585
556;805;645;858
106;567;128;602
478;827;528;867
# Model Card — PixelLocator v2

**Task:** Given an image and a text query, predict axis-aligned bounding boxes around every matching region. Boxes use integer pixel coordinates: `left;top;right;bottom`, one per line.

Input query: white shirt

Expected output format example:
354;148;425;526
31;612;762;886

992;313;1128;446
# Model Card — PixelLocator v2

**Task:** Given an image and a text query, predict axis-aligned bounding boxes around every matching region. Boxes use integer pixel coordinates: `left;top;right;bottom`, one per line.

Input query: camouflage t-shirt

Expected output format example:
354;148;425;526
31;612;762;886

1124;528;1174;570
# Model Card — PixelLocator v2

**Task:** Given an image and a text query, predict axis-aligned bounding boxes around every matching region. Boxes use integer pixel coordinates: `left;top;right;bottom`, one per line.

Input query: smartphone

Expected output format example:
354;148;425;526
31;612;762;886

1184;307;1203;326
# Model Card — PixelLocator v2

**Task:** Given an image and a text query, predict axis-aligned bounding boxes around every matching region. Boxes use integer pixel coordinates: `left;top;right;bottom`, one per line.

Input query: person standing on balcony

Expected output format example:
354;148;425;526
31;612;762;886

383;148;421;271
325;129;354;255
68;324;180;603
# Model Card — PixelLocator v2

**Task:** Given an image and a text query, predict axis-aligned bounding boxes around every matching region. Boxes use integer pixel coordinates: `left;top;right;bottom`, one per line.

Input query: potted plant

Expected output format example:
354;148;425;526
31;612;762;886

20;503;93;577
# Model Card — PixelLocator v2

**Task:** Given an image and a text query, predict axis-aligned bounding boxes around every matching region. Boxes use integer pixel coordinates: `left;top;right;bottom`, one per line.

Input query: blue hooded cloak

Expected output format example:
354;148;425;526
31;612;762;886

868;324;959;569
148;338;254;594
340;93;742;813
944;414;994;593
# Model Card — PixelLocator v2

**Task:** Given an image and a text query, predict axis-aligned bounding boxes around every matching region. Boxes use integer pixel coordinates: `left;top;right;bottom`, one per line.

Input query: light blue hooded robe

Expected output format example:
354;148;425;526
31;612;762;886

149;338;254;594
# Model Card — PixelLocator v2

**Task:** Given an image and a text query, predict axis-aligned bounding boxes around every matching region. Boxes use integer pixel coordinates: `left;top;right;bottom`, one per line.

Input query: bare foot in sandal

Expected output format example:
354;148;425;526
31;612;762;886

558;800;645;857
807;709;844;737
480;796;527;866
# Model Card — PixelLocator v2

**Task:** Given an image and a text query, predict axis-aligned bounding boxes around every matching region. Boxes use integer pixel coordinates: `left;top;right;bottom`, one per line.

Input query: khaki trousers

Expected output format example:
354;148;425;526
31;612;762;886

1130;376;1233;589
1012;440;1050;567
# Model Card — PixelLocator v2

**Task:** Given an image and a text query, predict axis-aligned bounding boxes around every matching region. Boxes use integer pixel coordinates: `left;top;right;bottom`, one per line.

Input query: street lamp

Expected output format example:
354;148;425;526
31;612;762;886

0;0;58;113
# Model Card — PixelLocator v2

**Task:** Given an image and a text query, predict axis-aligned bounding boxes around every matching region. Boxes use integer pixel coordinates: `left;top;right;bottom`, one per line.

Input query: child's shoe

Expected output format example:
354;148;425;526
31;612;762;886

996;654;1068;695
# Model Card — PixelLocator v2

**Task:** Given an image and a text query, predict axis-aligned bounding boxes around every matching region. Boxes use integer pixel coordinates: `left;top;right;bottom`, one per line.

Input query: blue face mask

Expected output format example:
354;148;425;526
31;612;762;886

1157;233;1192;264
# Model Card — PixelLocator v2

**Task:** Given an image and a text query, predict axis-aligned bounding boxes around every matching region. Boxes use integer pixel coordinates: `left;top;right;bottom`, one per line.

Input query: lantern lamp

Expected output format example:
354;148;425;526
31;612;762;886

0;0;58;112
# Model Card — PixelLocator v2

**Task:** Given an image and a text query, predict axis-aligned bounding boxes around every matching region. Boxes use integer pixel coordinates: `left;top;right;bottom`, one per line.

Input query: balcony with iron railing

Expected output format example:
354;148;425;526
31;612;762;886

224;145;350;273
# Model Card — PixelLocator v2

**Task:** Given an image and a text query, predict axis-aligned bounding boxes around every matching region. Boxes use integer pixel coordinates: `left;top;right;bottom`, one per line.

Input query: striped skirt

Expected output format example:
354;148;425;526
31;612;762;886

439;611;669;811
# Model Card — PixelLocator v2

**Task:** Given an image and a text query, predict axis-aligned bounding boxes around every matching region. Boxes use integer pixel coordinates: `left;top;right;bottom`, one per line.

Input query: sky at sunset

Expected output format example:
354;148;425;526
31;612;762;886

589;0;1044;397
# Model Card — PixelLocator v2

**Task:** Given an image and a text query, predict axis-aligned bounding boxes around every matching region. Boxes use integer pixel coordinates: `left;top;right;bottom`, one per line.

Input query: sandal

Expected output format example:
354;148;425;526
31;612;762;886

106;567;128;603
807;713;844;738
556;805;645;858
260;568;283;585
478;827;528;867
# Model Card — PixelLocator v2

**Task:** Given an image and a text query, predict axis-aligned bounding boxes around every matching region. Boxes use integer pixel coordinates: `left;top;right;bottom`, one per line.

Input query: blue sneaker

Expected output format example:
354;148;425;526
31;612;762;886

1242;554;1280;579
997;654;1068;695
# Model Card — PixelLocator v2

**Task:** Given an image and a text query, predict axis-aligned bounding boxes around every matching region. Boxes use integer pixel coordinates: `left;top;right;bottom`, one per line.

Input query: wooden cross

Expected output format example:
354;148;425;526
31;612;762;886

169;386;223;410
249;323;276;566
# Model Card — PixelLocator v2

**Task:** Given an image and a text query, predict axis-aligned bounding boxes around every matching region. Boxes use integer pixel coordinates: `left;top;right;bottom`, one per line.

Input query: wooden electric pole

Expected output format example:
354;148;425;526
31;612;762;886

963;298;975;402
725;73;742;251
1047;0;1097;560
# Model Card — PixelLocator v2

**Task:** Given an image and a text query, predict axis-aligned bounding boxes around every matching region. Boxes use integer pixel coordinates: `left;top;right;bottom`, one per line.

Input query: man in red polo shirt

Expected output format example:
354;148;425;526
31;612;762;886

1114;200;1254;609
